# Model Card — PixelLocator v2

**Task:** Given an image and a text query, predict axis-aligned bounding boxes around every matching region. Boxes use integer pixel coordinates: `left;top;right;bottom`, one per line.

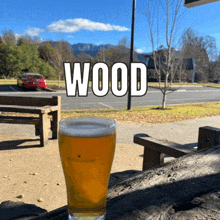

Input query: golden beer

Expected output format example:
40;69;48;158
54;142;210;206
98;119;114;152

58;117;116;220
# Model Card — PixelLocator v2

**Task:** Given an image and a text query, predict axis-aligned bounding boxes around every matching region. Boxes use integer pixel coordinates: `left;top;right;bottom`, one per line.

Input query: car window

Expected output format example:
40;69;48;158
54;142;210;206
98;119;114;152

22;74;27;79
28;75;43;79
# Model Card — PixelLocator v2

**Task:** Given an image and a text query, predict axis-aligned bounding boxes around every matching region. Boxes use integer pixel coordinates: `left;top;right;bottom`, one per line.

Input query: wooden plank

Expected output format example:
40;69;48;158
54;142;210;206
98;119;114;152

0;106;43;114
134;134;188;158
0;105;58;114
0;116;39;124
39;105;59;113
0;95;58;107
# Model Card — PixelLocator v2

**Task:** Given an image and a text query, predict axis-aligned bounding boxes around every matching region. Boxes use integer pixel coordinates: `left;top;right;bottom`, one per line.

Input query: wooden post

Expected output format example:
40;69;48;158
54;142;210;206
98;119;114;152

198;126;220;151
51;96;61;139
143;147;164;171
35;123;40;136
39;113;50;147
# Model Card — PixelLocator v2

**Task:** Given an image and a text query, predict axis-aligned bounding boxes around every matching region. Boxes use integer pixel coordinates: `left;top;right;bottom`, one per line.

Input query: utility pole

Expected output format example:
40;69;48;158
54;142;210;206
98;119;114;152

127;0;136;110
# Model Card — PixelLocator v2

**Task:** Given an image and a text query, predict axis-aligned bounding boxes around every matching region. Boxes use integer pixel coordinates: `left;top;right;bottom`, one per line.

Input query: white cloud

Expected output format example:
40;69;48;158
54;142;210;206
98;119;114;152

46;18;129;33
136;49;144;53
25;27;44;36
67;35;74;38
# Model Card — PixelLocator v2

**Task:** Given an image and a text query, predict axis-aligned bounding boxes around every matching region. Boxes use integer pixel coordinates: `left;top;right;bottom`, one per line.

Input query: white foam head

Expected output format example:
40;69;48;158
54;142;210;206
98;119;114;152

59;117;116;138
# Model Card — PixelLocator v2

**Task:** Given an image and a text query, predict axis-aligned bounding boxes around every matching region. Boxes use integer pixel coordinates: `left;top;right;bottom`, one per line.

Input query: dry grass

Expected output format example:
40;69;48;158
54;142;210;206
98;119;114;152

61;102;220;124
1;102;220;124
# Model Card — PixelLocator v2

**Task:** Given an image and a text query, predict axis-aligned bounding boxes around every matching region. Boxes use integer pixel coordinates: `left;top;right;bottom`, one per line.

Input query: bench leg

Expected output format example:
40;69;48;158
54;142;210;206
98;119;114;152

143;147;164;171
35;123;40;136
198;126;220;151
51;111;59;139
39;113;50;147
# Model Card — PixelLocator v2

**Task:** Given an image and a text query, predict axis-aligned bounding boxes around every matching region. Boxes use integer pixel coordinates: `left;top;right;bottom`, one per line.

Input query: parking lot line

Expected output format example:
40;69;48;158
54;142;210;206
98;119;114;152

99;102;113;109
9;86;17;91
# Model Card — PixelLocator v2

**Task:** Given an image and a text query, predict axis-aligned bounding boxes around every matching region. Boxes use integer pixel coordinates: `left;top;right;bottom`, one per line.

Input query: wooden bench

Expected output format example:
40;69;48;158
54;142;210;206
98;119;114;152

134;126;220;170
0;95;61;147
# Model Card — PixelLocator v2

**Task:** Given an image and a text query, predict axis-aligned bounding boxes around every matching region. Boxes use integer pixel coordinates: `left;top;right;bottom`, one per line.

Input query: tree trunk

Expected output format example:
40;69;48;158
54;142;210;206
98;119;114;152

170;77;172;88
162;74;168;109
58;74;61;88
162;92;166;109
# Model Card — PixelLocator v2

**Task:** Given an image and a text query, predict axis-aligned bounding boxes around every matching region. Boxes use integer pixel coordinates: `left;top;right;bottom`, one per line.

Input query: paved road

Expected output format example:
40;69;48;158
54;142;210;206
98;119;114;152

1;85;220;110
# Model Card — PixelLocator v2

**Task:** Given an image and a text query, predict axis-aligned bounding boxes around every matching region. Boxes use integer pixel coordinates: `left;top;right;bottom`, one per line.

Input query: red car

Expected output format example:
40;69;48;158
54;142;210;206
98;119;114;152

17;73;47;90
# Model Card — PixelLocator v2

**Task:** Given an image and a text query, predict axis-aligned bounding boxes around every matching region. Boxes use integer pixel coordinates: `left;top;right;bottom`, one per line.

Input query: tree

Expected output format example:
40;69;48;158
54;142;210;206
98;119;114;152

17;39;40;73
96;48;111;63
1;29;17;45
37;59;57;79
118;36;130;48
146;0;186;109
208;54;220;82
95;37;140;85
75;51;93;64
0;37;3;44
180;28;218;82
38;42;57;63
75;52;94;81
39;40;74;87
52;41;75;87
0;44;22;78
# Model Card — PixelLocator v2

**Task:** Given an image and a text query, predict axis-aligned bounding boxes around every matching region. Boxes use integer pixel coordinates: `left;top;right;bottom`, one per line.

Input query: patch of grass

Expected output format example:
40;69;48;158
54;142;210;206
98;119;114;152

61;102;220;124
203;84;220;88
0;82;17;85
148;82;202;87
0;79;17;85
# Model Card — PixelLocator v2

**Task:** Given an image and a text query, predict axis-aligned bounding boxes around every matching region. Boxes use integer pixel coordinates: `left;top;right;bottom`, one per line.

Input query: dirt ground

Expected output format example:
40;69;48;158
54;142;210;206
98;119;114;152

0;133;149;212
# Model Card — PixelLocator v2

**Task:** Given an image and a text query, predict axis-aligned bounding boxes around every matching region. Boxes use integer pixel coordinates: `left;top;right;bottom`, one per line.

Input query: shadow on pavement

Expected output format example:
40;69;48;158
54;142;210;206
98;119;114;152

0;84;51;93
0;138;45;150
0;200;47;220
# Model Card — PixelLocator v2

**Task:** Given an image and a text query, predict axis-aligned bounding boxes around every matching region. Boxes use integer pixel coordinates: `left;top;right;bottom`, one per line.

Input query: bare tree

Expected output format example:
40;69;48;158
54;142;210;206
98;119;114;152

96;48;110;63
2;29;17;45
74;51;94;81
118;36;130;48
180;28;218;82
146;0;186;109
75;51;93;64
43;40;74;87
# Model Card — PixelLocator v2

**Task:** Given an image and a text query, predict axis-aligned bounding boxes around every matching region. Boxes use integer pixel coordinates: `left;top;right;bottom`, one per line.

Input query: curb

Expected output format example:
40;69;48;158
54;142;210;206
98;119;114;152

44;87;54;92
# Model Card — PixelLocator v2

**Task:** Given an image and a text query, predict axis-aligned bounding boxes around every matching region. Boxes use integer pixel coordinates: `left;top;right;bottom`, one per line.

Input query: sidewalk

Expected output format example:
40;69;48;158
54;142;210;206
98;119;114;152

1;116;220;212
1;115;220;144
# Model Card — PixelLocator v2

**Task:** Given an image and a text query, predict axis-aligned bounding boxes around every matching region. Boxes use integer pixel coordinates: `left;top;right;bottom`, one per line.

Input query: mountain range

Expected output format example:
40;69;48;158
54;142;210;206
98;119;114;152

71;43;147;62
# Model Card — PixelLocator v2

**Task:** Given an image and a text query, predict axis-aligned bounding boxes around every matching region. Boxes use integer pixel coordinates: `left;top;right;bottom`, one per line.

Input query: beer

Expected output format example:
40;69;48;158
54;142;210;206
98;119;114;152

58;117;116;219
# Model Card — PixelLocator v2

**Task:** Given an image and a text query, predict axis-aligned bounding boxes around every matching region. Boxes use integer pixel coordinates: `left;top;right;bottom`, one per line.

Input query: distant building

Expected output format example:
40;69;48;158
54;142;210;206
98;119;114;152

143;49;195;82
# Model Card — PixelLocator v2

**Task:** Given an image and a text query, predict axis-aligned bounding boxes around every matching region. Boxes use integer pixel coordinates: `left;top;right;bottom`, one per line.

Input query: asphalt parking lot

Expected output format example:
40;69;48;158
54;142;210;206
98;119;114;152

1;84;220;111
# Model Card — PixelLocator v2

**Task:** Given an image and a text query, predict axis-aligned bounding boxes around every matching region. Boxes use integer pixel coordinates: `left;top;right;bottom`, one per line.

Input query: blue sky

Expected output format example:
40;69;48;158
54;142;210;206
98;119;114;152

1;0;220;54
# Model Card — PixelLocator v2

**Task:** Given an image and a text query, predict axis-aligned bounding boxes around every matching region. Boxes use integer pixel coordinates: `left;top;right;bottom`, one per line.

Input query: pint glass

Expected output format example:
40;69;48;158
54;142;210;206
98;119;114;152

58;117;116;220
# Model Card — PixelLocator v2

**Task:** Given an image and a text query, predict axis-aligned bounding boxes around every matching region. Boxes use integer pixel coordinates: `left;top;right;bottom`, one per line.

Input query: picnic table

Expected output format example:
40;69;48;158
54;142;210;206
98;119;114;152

0;95;61;146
